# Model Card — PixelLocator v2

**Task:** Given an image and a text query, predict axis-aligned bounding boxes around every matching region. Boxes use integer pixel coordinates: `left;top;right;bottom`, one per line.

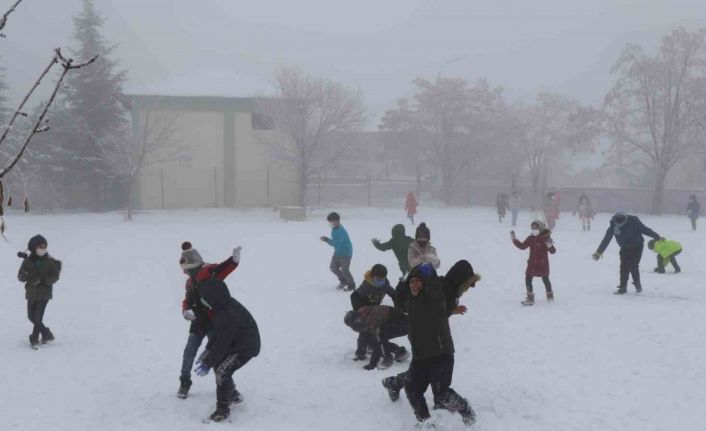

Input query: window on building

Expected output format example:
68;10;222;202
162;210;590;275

252;113;275;130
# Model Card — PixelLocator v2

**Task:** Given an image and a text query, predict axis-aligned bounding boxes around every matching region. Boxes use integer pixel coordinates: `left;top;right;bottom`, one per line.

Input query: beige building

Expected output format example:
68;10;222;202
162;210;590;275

128;95;299;209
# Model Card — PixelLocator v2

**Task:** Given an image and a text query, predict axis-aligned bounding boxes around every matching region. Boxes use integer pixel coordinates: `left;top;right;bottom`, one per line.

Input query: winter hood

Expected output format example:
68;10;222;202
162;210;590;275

445;260;481;296
391;224;406;239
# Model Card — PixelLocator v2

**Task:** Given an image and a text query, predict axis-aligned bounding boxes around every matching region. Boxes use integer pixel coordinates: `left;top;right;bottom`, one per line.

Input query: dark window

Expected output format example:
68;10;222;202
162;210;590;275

252;113;275;130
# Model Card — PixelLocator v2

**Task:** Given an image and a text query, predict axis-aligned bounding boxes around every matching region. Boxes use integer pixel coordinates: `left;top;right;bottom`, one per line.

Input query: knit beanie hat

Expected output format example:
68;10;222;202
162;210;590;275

415;222;430;240
180;241;204;270
371;263;388;278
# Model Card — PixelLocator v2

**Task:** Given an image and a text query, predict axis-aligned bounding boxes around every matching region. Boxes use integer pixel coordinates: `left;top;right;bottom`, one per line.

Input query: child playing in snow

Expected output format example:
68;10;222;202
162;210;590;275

344;305;409;370
574;194;595;232
17;234;62;349
350;264;407;362
405;191;418;225
511;220;556;305
193;261;260;423
320;212;355;291
408;223;440;269
177;242;240;399
648;238;683;274
371;224;414;276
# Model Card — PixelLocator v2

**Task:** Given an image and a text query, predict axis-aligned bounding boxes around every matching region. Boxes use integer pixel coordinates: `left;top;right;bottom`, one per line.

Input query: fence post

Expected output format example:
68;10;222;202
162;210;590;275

214;167;218;208
368;176;372;207
160;168;165;210
317;177;322;208
266;165;271;206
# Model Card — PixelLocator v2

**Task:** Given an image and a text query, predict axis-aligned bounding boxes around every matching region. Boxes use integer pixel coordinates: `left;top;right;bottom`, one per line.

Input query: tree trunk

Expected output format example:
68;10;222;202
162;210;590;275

650;168;667;215
125;176;135;221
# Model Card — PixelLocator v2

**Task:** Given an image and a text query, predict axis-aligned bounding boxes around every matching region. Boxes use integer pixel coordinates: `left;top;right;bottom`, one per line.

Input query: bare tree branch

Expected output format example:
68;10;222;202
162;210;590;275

0;0;22;37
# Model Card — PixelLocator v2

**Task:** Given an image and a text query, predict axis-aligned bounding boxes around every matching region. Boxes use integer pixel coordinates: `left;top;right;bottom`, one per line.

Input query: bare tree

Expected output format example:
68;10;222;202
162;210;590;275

513;92;600;210
381;77;505;205
605;27;706;214
101;113;187;220
261;66;366;207
0;0;97;233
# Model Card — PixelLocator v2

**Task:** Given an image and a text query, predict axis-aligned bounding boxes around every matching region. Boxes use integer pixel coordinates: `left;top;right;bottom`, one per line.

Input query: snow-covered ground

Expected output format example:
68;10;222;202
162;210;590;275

1;207;704;431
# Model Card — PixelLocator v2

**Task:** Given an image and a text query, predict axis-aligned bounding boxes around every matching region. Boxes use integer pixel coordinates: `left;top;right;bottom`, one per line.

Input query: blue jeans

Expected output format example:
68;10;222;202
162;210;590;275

181;331;213;380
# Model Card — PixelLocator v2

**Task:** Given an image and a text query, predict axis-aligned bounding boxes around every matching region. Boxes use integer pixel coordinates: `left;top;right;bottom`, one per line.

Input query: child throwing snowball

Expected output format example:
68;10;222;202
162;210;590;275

511;220;556;306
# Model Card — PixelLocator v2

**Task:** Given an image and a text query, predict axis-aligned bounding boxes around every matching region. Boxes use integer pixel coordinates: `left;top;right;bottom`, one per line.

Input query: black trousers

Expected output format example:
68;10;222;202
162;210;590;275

214;354;251;408
525;275;552;293
690;217;697;231
27;300;49;338
657;250;681;272
619;244;643;289
402;354;472;421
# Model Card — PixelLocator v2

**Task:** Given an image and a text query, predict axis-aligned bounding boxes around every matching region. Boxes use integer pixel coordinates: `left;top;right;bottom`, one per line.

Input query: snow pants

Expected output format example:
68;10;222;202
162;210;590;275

215;354;252;408
619;244;643;290
27;299;49;338
330;255;355;289
404;354;473;422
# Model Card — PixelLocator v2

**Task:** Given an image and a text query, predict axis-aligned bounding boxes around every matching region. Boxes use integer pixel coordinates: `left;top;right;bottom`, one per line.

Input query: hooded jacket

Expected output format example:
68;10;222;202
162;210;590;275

440;260;479;313
350;271;398;311
687;198;700;219
372;224;414;274
597;214;660;253
199;279;260;368
651;239;683;263
403;266;454;360
513;221;556;277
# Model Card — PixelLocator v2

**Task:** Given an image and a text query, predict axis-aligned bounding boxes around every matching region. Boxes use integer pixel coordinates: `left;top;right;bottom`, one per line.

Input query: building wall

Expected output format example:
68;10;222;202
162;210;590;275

132;97;299;209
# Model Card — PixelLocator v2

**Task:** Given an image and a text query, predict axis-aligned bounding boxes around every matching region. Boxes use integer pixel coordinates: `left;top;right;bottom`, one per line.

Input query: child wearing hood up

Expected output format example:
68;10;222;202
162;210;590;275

17;234;62;349
372;224;415;276
511;220;556;306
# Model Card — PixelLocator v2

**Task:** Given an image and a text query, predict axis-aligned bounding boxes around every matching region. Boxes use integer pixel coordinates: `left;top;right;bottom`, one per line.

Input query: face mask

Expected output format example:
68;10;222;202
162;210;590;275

329;222;336;228
614;216;626;224
531;229;540;236
372;278;386;288
35;249;48;257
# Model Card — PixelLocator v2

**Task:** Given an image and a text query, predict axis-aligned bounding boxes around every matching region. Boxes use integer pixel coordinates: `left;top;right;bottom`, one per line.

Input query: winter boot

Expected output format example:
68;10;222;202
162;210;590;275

654;267;665;274
207;404;230;422
633;282;642;293
614;286;627;295
460;404;477;426
381;376;402;402
546;291;554;302
379;356;394;370
177;377;192;399
229;389;244;405
394;347;411;362
40;328;55;344
29;334;40;349
353;351;367;361
336;282;346;290
521;292;535;306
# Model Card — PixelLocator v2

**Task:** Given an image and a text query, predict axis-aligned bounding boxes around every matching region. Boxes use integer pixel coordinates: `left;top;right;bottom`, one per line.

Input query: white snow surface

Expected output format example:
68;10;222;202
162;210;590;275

1;207;704;431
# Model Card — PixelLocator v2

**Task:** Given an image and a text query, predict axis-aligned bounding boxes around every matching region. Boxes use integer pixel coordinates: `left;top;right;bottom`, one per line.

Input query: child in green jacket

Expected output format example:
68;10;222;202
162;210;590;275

647;239;683;274
371;224;414;276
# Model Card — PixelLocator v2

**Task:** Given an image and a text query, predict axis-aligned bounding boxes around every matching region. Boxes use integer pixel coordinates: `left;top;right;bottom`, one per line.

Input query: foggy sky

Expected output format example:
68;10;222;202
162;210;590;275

2;0;706;126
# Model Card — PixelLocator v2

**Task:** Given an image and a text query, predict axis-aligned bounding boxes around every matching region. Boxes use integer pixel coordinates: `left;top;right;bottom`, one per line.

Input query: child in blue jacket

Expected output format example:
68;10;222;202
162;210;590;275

320;212;355;291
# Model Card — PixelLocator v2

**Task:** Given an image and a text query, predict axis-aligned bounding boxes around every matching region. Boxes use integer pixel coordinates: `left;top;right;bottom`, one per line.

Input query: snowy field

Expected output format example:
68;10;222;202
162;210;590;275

1;207;704;431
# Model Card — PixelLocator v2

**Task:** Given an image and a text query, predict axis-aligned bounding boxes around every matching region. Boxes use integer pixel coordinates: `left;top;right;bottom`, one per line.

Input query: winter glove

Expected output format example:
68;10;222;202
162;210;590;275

197;349;210;364
194;363;210;377
183;309;196;321
363;363;376;371
592;252;602;261
371;238;380;245
510;231;516;241
320;236;330;243
419;263;435;277
232;246;242;264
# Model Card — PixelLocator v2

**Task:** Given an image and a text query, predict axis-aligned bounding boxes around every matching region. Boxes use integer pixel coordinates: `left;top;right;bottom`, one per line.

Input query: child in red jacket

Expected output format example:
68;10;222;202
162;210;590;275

511;220;556;305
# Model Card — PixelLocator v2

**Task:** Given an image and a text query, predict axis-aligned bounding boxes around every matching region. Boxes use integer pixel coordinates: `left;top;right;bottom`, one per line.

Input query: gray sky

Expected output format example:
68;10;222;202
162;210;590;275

2;0;706;126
